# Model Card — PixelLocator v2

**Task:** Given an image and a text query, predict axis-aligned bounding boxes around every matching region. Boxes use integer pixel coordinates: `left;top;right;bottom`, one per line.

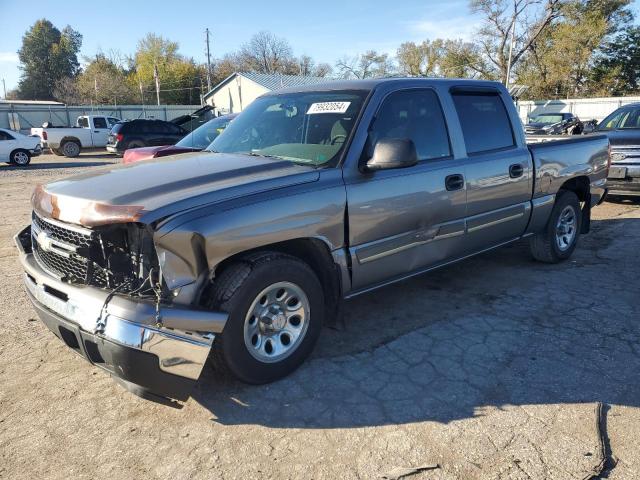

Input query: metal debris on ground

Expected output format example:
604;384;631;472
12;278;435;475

381;464;440;479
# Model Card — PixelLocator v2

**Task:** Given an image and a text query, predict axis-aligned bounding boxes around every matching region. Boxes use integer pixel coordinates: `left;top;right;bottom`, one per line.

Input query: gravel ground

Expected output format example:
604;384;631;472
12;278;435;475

1;153;639;479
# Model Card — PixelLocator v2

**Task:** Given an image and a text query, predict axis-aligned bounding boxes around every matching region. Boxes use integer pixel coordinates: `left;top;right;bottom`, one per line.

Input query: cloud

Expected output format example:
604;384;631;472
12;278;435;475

0;52;19;63
406;15;481;41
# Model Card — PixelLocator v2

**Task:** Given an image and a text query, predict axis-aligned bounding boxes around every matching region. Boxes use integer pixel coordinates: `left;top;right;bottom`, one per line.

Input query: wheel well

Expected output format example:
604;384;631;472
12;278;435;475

212;238;342;325
559;176;590;202
60;137;81;146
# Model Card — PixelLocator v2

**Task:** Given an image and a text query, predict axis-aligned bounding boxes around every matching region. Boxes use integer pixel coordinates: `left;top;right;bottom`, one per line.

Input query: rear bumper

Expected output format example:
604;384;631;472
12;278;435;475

106;145;124;154
14;226;224;402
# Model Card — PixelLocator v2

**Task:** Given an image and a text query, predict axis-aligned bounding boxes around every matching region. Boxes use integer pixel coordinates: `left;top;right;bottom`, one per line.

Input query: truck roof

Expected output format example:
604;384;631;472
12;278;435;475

268;77;506;95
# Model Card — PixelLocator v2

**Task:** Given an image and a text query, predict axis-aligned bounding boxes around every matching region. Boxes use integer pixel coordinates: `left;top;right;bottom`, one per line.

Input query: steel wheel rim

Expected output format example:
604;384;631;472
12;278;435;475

14;151;29;165
63;142;79;156
243;281;310;363
556;205;577;251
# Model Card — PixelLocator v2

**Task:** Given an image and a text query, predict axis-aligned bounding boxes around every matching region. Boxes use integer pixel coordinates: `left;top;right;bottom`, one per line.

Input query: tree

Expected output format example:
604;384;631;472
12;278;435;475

515;0;633;97
77;55;137;104
335;50;394;79
129;33;203;104
238;31;294;74
17;19;82;100
471;0;564;83
396;39;491;78
591;25;640;95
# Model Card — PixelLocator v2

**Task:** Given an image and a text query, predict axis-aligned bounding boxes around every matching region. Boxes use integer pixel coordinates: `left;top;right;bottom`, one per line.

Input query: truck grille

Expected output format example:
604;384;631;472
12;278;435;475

31;212;106;287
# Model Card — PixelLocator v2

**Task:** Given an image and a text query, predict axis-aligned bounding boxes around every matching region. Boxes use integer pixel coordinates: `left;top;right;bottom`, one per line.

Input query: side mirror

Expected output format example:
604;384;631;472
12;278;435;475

365;138;418;172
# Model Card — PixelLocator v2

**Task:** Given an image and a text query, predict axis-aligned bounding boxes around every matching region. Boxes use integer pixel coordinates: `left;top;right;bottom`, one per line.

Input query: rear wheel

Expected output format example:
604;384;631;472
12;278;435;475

529;190;581;263
206;252;324;384
10;149;31;166
61;140;80;158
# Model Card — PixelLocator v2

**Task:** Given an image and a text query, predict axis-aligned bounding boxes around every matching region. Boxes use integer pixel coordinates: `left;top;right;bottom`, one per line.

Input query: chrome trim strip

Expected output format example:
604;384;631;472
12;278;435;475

467;212;525;233
358;226;465;264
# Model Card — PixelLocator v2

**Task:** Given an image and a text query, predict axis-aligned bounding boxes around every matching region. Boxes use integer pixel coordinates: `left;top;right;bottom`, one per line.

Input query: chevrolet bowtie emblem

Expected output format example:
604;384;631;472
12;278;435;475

36;230;54;252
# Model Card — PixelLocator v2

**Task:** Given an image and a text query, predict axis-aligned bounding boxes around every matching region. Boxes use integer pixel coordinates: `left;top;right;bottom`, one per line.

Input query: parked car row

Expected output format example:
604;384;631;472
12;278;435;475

23;113;237;164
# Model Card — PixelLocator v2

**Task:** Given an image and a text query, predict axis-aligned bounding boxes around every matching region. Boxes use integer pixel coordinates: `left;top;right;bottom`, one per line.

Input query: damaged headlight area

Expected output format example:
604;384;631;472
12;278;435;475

31;211;160;295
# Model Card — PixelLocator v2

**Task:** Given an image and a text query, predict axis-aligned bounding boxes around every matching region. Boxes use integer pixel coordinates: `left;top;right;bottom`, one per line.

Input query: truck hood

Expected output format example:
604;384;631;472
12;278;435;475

34;151;319;227
598;129;640;147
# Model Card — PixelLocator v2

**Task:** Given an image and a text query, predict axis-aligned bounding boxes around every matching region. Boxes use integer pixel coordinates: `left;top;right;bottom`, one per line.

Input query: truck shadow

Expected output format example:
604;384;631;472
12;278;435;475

191;215;640;428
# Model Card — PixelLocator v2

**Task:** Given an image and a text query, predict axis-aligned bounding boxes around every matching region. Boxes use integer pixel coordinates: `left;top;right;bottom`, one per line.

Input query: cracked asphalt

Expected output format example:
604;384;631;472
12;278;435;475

1;154;639;479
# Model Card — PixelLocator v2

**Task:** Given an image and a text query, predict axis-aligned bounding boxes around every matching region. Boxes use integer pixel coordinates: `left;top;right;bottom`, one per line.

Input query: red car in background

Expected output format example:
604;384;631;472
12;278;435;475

122;113;237;164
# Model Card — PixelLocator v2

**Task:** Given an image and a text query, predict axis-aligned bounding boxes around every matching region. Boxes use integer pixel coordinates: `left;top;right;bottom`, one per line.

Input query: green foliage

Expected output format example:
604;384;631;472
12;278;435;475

591;26;640;95
128;33;204;104
17;19;82;100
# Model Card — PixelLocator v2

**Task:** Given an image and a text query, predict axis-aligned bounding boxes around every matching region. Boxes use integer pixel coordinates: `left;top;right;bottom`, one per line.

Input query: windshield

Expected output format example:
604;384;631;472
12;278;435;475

529;114;564;125
177;115;235;149
598;108;640;131
208;90;368;167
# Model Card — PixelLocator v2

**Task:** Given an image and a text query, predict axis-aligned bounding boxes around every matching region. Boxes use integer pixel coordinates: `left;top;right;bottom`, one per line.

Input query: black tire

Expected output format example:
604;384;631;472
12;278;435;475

60;140;81;158
126;140;145;149
51;147;64;156
529;190;582;263
10;149;31;166
206;252;324;384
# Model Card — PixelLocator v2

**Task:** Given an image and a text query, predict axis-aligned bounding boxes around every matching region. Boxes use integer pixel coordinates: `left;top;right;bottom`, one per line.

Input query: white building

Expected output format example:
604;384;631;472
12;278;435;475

203;72;329;114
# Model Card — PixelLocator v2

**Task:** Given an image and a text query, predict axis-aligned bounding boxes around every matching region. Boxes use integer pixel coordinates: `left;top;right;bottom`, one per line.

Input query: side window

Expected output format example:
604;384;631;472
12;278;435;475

93;117;107;129
0;131;14;140
77;117;89;128
599;109;629;130
452;92;515;154
368;89;451;161
107;118;120;127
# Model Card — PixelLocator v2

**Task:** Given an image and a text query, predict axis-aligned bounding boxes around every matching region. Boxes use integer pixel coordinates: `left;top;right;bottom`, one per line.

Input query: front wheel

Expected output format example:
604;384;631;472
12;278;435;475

529;190;582;263
206;252;324;384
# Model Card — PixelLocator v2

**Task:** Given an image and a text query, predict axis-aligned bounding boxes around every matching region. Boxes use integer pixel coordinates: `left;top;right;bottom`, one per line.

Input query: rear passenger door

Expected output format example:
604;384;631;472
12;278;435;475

346;88;468;291
450;89;532;252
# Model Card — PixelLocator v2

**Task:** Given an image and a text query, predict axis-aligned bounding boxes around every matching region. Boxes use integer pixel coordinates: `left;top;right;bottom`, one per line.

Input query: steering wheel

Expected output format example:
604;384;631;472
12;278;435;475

331;135;347;145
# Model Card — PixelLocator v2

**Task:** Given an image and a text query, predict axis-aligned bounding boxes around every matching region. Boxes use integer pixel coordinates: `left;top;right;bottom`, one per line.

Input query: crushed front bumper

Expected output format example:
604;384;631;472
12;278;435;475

15;225;226;402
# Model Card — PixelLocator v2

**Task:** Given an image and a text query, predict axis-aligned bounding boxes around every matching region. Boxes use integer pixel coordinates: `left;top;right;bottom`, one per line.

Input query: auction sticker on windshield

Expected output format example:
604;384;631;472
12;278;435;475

307;102;351;114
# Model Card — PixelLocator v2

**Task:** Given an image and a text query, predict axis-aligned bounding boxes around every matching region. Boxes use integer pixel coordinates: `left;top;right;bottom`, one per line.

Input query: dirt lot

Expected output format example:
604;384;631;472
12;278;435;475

1;153;639;479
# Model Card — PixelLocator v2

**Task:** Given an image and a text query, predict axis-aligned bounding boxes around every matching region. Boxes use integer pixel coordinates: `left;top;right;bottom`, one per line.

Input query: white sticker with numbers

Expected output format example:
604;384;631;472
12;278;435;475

306;102;351;114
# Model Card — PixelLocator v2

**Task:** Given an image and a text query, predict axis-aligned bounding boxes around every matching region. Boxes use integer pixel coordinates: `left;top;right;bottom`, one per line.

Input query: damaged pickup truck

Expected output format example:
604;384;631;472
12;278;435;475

15;78;610;402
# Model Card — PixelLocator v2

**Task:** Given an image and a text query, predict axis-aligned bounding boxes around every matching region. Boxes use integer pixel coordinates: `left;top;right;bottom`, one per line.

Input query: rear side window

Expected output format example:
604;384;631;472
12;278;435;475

93;117;107;129
77;117;89;128
368;89;451;161
452;92;515;154
107;117;120;127
0;131;15;140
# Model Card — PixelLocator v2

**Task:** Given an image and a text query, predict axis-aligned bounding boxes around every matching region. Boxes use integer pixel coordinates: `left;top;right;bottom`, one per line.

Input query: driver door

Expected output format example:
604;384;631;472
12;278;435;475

345;88;468;291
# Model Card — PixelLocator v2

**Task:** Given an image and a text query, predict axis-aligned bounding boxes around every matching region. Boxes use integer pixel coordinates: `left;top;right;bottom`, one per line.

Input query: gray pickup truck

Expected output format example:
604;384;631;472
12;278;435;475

15;78;610;402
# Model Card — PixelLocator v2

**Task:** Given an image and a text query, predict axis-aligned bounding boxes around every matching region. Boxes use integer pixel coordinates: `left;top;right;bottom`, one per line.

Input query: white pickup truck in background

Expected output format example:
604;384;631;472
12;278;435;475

31;115;121;157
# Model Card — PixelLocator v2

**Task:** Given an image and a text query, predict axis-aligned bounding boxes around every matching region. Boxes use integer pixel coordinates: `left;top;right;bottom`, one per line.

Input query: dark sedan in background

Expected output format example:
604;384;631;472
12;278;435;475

106;119;188;155
594;103;640;197
524;112;584;135
122;114;237;164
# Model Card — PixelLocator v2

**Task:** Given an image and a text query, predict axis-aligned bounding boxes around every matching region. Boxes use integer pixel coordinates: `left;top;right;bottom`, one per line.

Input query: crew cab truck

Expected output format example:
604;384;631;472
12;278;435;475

31;115;121;157
15;78;609;402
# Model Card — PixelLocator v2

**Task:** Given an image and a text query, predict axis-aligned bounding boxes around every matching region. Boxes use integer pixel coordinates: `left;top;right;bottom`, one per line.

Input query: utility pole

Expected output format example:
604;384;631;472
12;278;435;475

1;78;6;99
153;63;161;106
505;13;516;87
205;28;212;93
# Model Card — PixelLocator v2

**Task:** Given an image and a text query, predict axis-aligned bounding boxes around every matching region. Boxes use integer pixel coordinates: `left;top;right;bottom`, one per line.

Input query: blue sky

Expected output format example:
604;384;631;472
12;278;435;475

1;0;638;93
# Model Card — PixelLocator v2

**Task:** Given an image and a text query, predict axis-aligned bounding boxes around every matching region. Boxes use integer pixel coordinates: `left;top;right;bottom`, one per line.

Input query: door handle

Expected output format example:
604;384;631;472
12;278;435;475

509;163;524;178
445;174;465;191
